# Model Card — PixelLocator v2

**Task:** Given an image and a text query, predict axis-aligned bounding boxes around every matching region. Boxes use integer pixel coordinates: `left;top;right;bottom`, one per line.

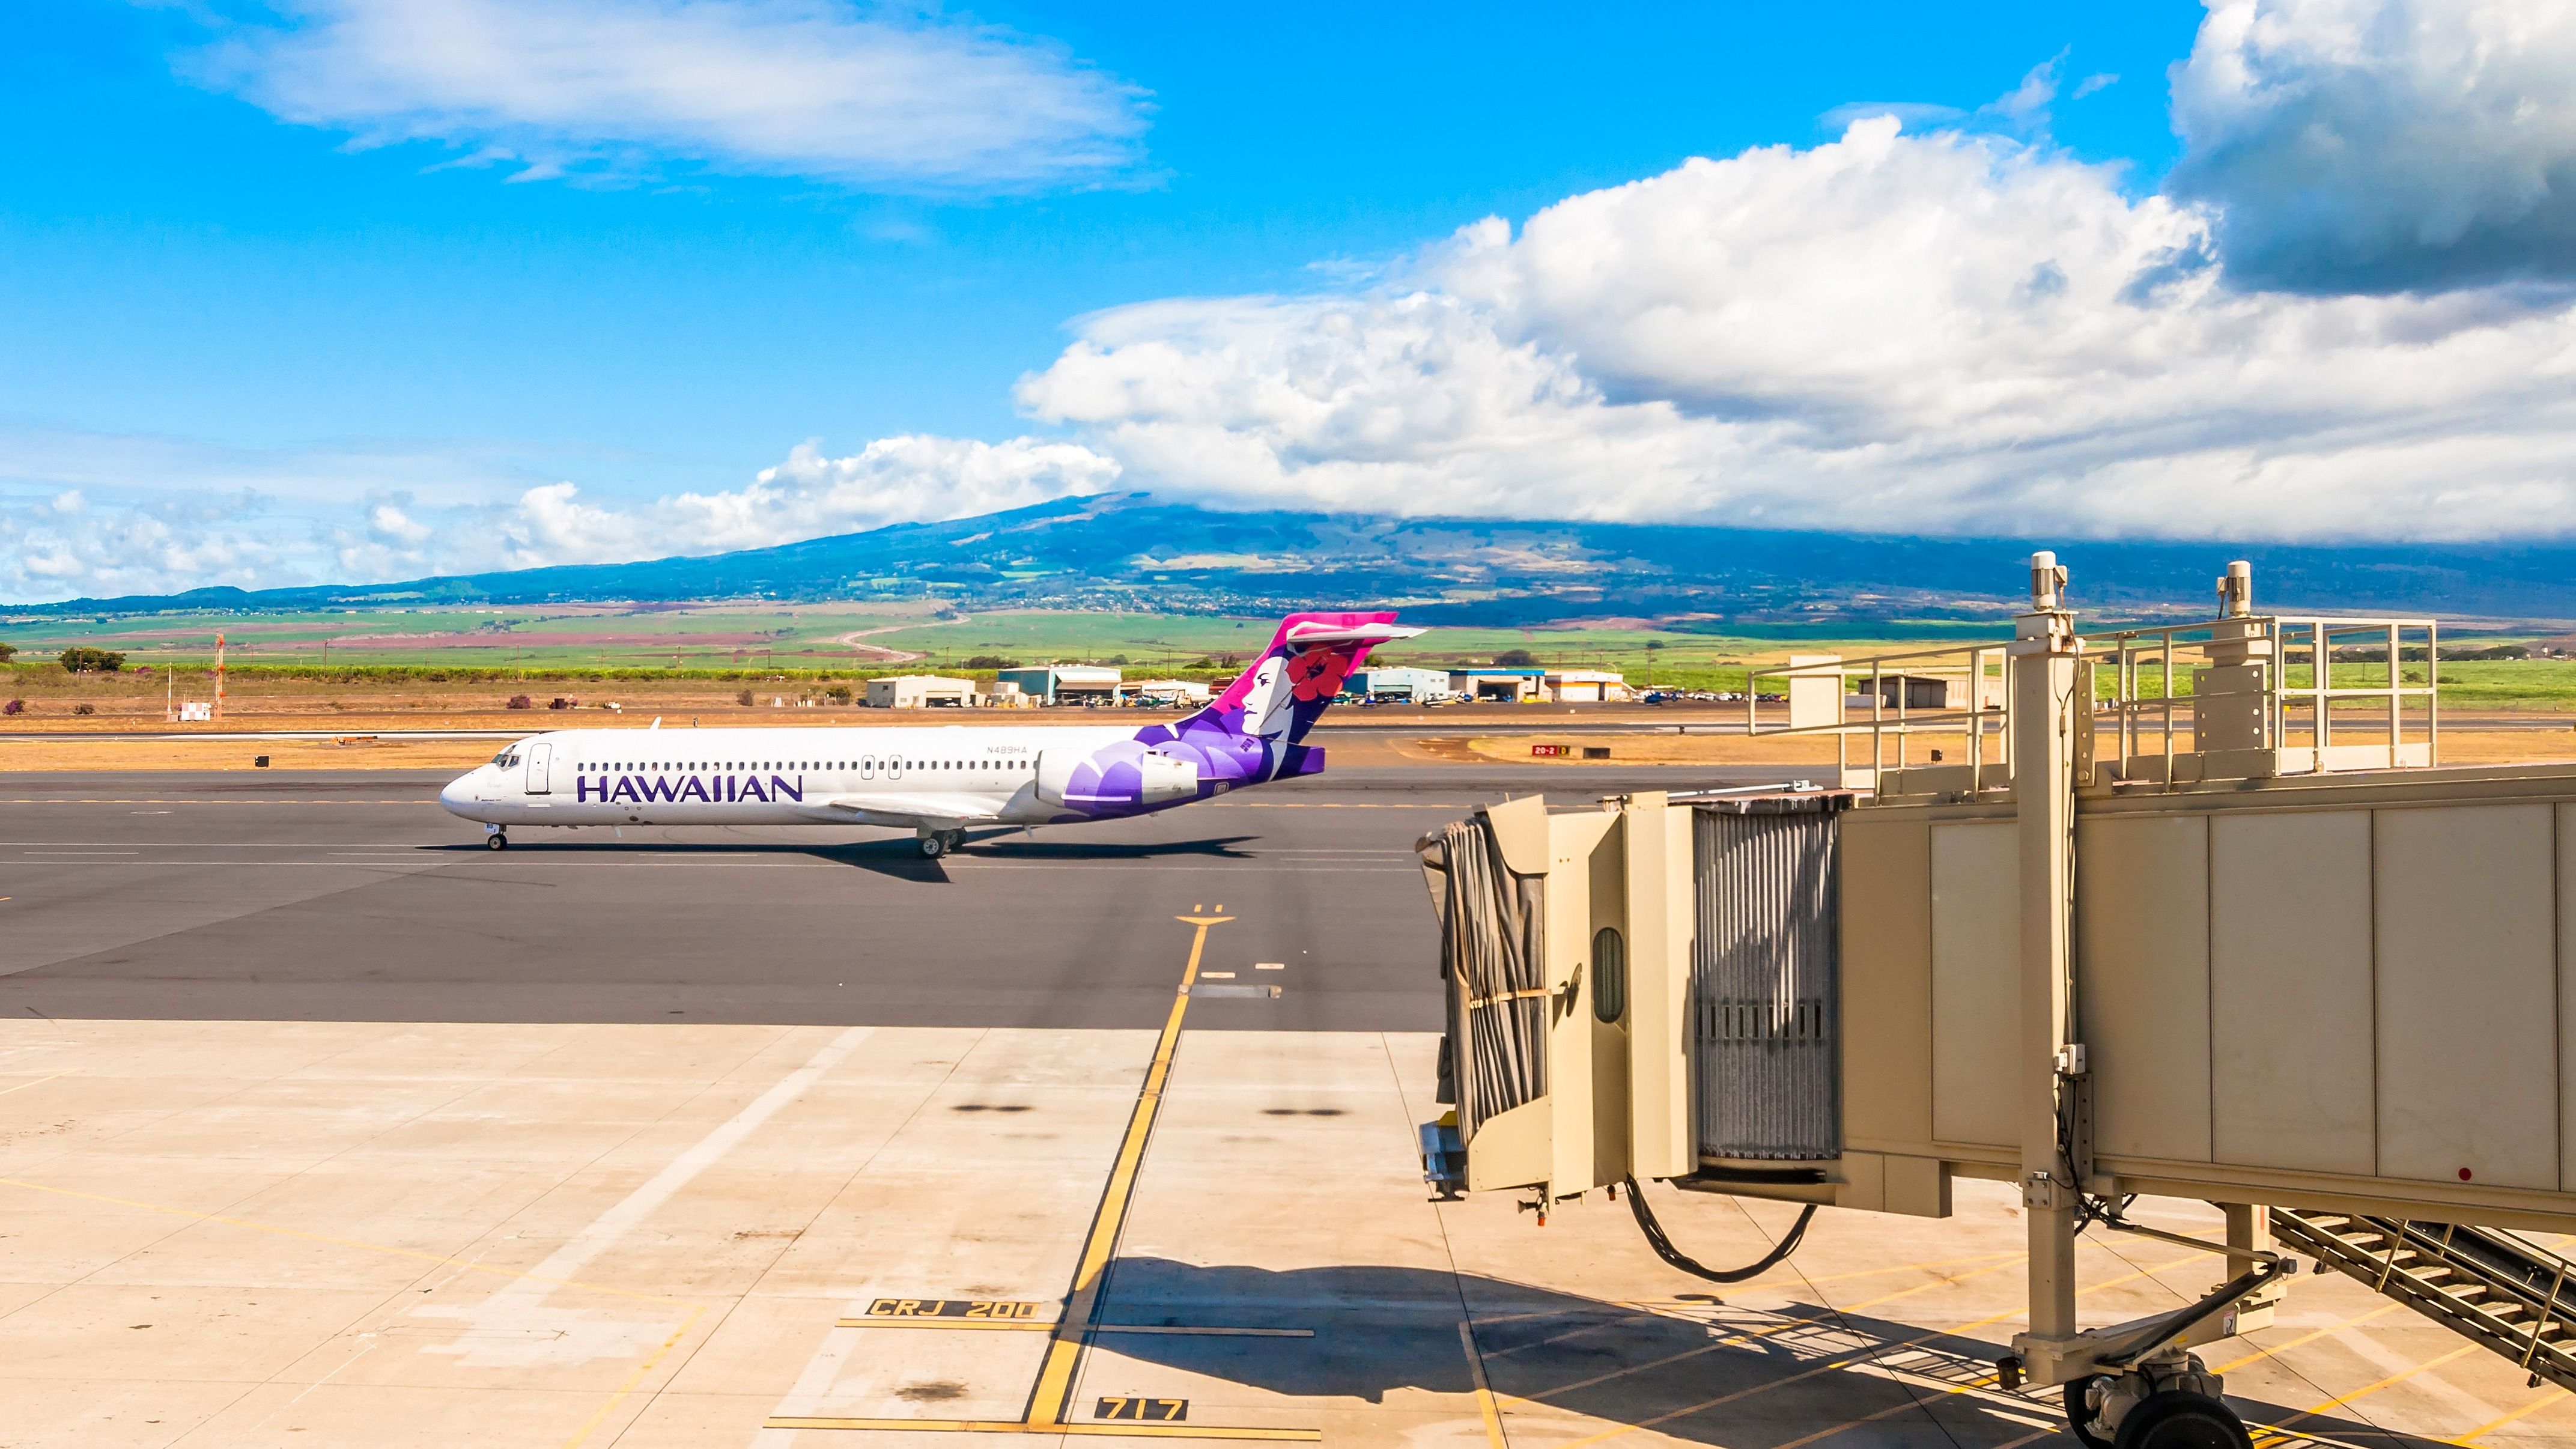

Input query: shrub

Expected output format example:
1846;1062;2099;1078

736;688;754;706
548;696;577;709
961;655;1021;669
506;694;533;709
72;703;95;716
2;699;22;714
58;646;126;673
825;684;852;703
1493;648;1540;667
0;641;16;662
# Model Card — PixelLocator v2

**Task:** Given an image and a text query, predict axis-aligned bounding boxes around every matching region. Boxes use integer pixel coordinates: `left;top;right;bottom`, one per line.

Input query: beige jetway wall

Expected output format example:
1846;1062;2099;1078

1841;762;2576;1234
1444;794;1696;1204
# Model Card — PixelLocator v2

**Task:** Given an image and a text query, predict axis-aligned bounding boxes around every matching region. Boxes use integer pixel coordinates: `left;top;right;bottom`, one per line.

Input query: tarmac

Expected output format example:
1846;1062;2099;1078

3;768;2572;1448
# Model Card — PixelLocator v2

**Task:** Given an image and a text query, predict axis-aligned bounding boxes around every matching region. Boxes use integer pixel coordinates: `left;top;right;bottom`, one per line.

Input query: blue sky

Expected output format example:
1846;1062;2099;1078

5;1;2573;599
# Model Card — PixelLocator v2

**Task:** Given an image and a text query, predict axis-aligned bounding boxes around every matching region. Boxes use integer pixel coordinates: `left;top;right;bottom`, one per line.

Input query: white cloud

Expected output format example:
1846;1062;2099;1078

1820;52;2070;140
0;426;543;601
1020;115;2576;542
0;428;1116;601
189;0;1150;190
492;434;1120;567
2169;0;2576;291
0;491;284;601
368;502;433;544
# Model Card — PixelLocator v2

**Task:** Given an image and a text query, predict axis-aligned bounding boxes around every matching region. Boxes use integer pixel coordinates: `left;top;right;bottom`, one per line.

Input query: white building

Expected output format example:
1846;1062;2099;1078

865;675;974;708
1448;668;1548;702
1545;669;1631;703
1865;672;2006;712
1345;667;1453;702
995;665;1124;705
1129;679;1212;706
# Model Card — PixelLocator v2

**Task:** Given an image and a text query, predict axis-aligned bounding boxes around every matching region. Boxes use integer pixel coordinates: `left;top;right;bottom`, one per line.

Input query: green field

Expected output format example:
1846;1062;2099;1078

0;601;1983;681
4;601;2572;708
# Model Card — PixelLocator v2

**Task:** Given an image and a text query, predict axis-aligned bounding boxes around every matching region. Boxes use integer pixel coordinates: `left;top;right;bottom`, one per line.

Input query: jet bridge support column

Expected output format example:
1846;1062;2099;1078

2011;553;2083;1368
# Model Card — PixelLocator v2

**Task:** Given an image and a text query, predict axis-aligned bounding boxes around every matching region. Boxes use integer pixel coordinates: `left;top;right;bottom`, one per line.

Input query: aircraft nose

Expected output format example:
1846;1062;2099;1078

439;771;480;815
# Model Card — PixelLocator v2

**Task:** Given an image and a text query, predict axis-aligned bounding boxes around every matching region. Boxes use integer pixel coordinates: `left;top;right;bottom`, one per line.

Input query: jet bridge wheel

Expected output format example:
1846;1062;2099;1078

2107;1391;2249;1449
2064;1381;2115;1449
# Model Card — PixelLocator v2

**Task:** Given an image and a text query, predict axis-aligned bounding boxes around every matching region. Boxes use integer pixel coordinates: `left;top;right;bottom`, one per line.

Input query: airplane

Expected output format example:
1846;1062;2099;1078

437;611;1424;857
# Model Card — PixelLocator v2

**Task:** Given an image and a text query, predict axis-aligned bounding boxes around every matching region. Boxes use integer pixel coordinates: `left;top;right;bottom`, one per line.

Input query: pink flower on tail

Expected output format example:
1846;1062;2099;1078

1287;647;1352;702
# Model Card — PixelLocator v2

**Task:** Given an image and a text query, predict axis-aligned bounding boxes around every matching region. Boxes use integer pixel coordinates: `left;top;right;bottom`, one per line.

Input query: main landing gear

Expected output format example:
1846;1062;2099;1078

484;824;509;851
916;828;965;859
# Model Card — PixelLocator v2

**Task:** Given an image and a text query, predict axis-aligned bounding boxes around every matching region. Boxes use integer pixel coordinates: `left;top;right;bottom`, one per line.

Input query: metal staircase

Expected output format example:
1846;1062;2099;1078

2272;1209;2576;1391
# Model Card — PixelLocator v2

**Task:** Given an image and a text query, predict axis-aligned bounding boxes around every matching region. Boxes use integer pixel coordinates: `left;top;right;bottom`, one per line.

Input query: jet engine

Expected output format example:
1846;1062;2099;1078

1036;748;1080;806
1035;746;1199;809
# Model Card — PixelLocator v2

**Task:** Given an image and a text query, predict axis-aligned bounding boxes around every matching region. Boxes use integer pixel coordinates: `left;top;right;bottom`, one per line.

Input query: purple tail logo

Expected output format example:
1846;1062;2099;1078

1097;612;1420;800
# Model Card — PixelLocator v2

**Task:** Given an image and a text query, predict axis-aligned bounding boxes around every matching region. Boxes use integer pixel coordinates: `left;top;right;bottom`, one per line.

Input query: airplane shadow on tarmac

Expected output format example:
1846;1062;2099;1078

426;833;1260;883
1091;1257;2443;1448
821;833;1263;881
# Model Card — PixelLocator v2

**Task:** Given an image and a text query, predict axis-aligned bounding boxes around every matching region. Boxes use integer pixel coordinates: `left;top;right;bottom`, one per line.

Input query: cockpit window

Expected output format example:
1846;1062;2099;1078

491;749;521;768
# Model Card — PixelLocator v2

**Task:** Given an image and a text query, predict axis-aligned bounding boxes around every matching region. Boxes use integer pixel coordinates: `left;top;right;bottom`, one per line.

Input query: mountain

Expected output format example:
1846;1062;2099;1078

12;493;2576;626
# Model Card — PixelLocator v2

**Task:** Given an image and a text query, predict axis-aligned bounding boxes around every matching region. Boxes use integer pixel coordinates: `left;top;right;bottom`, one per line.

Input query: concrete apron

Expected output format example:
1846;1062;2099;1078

4;1005;2573;1446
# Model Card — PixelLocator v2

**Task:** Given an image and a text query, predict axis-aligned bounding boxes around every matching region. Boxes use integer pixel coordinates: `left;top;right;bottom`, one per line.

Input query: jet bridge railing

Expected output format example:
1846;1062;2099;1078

1737;609;2441;795
1746;644;2009;792
2092;612;2439;785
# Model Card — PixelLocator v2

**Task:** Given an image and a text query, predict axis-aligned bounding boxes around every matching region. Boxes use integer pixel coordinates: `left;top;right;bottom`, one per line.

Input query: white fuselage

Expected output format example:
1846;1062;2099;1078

439;724;1153;831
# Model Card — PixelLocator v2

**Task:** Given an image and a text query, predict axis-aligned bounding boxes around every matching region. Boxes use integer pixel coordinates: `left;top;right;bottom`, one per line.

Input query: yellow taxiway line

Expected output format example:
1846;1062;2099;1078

766;912;1322;1442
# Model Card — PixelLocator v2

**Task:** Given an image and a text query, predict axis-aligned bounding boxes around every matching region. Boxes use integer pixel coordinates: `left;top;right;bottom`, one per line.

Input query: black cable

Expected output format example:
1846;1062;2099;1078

1621;1176;1818;1284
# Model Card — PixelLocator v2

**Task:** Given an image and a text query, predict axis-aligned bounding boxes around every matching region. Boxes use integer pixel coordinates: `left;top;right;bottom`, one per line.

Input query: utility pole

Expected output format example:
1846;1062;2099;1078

214;632;226;721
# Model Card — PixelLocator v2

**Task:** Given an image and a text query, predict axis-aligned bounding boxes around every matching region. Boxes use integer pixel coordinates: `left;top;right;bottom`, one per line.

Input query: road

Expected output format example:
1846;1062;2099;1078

0;764;1773;1030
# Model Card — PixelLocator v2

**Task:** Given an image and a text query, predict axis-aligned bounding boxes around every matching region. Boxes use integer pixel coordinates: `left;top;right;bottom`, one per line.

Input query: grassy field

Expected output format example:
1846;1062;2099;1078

5;601;2575;710
0;599;1942;678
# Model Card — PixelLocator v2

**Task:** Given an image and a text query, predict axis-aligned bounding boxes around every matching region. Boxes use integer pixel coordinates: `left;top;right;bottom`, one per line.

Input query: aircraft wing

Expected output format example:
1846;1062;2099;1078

798;794;1004;831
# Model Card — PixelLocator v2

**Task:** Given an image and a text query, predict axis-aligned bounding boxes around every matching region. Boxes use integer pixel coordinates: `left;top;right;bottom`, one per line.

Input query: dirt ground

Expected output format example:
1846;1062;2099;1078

4;672;2569;774
1437;717;2576;770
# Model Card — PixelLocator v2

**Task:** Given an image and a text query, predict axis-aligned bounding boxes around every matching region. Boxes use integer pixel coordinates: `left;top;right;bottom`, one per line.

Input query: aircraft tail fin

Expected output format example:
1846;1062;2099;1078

1179;612;1424;747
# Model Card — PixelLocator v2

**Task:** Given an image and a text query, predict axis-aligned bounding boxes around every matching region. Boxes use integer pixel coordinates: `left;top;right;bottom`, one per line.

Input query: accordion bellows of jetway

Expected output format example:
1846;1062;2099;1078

1418;554;2576;1447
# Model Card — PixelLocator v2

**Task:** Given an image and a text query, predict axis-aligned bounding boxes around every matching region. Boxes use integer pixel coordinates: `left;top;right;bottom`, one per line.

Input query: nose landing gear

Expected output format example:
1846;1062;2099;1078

483;824;509;851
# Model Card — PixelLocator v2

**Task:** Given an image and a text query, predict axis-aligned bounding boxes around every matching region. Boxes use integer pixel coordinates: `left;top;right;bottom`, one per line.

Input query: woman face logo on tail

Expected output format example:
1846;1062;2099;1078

1241;654;1296;740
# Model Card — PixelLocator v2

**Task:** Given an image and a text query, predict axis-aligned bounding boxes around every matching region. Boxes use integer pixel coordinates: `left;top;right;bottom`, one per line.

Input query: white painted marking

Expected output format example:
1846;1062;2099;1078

755;1311;866;1448
1255;963;1286;971
1201;971;1236;979
418;1025;871;1367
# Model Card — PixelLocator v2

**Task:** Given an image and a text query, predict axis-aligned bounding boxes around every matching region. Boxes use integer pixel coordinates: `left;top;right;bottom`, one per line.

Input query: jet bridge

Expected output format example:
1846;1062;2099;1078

1418;554;2576;1449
